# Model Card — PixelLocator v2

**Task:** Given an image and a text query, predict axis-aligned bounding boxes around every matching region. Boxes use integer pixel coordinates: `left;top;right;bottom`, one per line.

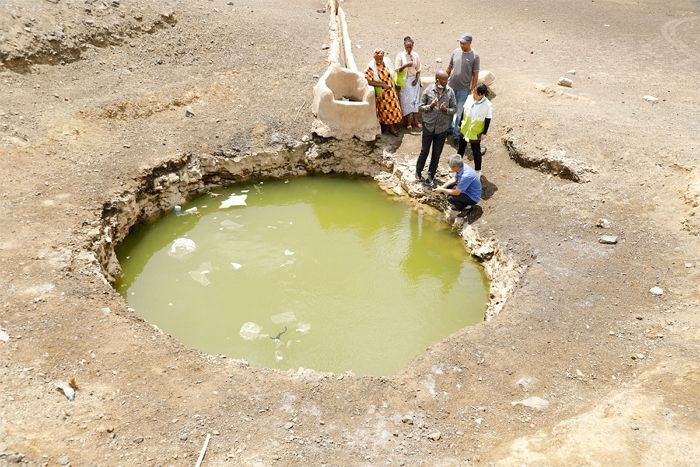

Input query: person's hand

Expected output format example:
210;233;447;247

440;102;447;112
411;78;419;87
382;82;391;89
430;97;438;108
480;134;487;141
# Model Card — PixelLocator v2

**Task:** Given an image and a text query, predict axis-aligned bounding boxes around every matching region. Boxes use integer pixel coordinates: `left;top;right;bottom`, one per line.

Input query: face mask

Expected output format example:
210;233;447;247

436;83;445;90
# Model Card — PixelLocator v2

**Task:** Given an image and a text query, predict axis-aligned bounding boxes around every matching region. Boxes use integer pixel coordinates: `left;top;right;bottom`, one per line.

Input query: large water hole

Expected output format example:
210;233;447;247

114;175;489;376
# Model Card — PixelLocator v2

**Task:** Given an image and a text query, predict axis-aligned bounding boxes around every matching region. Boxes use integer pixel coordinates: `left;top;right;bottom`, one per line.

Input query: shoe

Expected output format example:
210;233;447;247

475;170;481;177
456;206;473;218
415;172;423;181
424;176;436;188
481;145;487;155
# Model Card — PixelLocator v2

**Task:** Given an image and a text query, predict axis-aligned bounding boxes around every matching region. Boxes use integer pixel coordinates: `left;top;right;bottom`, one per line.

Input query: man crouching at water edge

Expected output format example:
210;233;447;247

434;154;481;217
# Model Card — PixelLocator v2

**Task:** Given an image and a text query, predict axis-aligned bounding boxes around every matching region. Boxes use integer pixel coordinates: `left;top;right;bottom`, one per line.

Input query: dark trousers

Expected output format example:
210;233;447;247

448;193;478;210
458;138;482;171
416;127;447;178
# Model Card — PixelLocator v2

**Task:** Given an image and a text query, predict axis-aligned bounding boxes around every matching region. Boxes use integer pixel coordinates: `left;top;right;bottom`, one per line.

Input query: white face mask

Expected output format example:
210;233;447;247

436;83;445;90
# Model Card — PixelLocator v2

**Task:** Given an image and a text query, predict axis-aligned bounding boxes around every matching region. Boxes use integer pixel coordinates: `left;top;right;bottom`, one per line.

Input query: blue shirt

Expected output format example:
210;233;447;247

455;166;481;202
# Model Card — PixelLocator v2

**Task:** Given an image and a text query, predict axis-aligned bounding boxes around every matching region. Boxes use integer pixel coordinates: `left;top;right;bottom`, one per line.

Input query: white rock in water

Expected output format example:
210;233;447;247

168;238;196;258
239;322;263;340
649;286;664;296
512;396;550;410
557;77;573;87
220;193;248;209
599;235;619;244
643;95;659;104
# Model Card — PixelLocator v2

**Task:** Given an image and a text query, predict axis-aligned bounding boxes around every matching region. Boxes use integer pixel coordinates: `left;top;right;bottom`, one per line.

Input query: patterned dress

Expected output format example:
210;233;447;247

365;62;403;125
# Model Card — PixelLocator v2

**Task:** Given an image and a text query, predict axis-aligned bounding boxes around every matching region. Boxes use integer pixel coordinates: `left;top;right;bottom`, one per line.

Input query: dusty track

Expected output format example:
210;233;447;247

1;0;699;465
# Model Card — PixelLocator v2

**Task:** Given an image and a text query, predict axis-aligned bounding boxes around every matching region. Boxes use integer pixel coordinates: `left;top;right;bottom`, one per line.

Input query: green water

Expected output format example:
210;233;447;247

115;176;489;376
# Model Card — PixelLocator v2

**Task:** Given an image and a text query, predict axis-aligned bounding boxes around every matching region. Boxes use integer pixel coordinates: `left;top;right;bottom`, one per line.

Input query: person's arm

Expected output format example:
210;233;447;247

412;54;421;86
479;118;491;139
365;68;388;89
419;90;437;113
470;55;480;92
435;177;459;195
442;90;457;115
446;52;454;77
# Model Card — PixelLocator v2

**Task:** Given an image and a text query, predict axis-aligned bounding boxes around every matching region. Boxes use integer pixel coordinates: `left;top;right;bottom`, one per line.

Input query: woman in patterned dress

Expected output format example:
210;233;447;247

365;48;402;136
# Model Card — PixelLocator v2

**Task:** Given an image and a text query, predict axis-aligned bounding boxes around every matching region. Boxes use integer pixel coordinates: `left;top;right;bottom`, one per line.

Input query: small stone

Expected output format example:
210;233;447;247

632;353;646;360
684;262;694;268
321;44;330;50
576;369;584;377
567;69;576;75
643;95;659;104
185;109;195;118
557;77;573;87
428;431;441;441
179;433;188;441
435;58;442;63
649;286;663;296
312;74;320;79
515;377;533;389
284;422;294;430
599;235;618;244
512;396;550;410
596;218;611;228
57;456;70;466
7;453;24;463
134;437;144;444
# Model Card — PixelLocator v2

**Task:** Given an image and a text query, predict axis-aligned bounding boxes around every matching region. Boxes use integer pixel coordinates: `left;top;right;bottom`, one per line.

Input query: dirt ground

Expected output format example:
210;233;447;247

1;0;699;465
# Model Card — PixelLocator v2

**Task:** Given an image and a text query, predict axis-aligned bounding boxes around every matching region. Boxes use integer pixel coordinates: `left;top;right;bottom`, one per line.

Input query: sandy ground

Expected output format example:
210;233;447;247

1;0;699;465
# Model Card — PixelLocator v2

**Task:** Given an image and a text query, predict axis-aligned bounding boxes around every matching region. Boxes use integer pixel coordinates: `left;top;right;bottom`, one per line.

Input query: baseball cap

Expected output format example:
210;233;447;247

459;33;473;43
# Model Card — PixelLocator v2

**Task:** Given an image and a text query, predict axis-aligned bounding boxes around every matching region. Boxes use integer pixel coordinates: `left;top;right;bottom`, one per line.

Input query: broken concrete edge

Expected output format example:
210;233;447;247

70;138;524;380
502;127;598;183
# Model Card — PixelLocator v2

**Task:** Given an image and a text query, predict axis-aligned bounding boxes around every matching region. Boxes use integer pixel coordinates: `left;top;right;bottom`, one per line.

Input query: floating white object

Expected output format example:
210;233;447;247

185;207;199;215
296;323;311;334
169;238;196;258
220;194;248;209
649;286;664;296
189;262;212;286
231;262;242;270
239;322;263;340
284;249;295;256
271;311;297;324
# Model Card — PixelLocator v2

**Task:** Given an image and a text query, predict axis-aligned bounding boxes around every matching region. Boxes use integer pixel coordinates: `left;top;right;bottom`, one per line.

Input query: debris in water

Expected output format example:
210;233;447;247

185;207;199;215
239;322;263;340
284;249;295;256
271;311;297;324
189;262;212;286
274;350;284;361
220;194;248;209
231;262;243;270
174;205;182;215
169;238;196;258
270;325;288;341
296;322;311;334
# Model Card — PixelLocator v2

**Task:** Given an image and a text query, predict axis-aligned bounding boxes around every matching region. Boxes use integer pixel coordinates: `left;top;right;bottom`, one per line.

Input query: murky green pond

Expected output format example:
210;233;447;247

115;176;488;376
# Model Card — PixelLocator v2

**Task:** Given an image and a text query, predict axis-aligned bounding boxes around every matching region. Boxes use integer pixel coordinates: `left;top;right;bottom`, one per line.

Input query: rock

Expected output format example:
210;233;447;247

567;69;576;75
185;109;195;117
512;396;550;410
599;235;618;244
649;286;663;296
684;262;694;268
515;377;533;389
435;58;442;63
179;433;188;441
557;77;573;87
643;95;659;104
321;44;330;50
312;74;319;79
596;218;611;228
631;353;645;360
134;437;144;444
57;456;70;465
0;329;9;343
284;422;294;430
428;431;441;441
7;453;24;463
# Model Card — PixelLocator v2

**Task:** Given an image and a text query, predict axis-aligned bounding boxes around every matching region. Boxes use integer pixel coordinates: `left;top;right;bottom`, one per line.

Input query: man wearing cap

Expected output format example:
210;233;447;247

446;33;480;142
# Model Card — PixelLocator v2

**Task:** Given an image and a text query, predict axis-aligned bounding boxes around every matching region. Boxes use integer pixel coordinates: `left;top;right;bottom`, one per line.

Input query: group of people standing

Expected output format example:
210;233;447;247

365;33;493;216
